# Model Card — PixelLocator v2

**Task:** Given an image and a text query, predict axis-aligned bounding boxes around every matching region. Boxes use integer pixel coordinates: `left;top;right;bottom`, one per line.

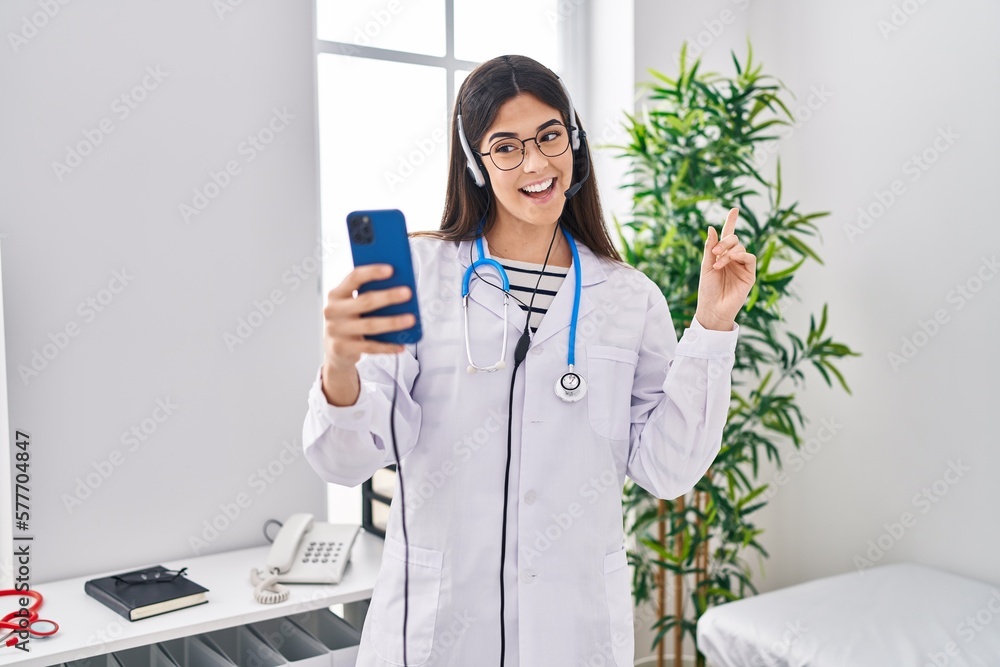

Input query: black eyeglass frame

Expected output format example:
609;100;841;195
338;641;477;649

474;122;577;171
112;566;189;585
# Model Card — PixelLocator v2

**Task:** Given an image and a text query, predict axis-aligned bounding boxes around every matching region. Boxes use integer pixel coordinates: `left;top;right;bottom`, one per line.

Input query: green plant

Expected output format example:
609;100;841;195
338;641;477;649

611;40;861;667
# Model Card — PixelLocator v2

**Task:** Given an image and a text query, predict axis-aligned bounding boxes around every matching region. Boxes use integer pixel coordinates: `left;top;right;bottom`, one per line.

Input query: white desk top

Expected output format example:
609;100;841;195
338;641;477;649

0;530;384;666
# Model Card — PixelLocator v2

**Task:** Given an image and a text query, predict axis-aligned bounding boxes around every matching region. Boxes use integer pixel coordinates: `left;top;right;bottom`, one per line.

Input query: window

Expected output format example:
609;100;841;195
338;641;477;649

315;0;564;523
316;0;564;291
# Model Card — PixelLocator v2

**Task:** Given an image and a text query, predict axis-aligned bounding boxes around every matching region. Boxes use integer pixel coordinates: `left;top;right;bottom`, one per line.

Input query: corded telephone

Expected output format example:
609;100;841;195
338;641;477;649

250;513;361;604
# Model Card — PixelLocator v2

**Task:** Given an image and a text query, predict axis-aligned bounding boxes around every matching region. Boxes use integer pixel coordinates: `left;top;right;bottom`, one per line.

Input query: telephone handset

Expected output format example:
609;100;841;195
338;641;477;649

250;513;361;604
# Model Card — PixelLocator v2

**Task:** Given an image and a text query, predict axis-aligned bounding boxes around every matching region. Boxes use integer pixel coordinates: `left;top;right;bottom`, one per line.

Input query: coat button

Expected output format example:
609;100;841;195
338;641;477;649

520;569;536;584
523;490;537;505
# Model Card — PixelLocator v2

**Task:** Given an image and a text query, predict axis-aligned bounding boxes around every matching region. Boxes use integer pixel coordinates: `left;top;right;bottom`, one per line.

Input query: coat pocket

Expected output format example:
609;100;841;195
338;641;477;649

604;546;635;667
369;536;444;665
587;345;639;440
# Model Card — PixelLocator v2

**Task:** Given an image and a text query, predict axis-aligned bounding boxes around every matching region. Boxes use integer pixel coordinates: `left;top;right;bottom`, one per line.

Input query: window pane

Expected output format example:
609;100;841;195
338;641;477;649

317;56;448;289
317;0;446;57
454;0;560;69
454;69;471;104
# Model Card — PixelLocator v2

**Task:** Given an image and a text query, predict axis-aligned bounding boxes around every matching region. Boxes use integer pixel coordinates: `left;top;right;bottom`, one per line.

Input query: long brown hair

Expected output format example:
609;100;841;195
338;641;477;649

413;55;622;263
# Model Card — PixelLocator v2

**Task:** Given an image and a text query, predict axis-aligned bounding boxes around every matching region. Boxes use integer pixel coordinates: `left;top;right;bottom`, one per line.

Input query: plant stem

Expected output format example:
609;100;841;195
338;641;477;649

674;494;685;667
658;498;666;667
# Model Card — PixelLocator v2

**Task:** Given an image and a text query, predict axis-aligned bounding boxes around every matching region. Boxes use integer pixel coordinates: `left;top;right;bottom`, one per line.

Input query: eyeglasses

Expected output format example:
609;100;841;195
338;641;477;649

476;122;575;171
113;567;188;585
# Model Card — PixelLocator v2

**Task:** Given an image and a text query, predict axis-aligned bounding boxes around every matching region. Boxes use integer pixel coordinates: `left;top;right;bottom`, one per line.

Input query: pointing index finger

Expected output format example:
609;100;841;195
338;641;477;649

721;207;739;239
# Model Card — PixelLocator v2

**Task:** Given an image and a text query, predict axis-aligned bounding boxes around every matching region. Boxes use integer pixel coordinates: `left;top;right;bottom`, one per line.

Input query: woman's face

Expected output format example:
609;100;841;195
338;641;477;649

477;93;574;230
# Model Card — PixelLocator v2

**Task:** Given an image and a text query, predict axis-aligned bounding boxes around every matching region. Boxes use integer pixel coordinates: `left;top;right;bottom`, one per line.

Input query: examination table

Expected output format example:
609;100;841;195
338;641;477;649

697;562;1000;666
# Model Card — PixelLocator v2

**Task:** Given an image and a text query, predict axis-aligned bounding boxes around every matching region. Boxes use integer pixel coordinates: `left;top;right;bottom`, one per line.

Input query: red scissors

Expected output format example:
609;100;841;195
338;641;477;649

0;589;59;647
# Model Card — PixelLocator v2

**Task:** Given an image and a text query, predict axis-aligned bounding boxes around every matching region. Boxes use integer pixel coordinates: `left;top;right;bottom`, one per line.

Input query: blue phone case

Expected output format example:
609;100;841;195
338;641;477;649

346;209;422;345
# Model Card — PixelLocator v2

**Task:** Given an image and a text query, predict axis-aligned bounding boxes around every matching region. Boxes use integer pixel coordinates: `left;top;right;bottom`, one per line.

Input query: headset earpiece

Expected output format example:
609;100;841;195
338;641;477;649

555;76;590;199
457;111;486;188
556;77;581;151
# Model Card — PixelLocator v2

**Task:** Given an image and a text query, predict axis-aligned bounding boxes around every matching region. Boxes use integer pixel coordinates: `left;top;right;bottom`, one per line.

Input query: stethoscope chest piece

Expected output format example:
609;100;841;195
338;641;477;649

555;369;587;402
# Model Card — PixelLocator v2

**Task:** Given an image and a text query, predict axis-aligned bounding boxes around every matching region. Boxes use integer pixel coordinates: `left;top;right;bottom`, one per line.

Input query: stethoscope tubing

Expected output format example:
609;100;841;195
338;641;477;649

462;225;582;372
0;589;58;647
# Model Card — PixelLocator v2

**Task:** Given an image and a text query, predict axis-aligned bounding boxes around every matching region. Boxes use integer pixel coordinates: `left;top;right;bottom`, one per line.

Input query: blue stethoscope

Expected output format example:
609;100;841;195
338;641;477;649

461;225;587;402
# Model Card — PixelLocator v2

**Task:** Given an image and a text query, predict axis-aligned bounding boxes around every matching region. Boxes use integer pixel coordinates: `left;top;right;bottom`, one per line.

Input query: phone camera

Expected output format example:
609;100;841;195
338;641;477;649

348;215;374;245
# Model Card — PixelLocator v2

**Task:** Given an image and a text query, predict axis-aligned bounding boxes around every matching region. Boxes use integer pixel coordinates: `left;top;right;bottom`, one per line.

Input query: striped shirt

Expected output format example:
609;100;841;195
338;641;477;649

496;257;570;333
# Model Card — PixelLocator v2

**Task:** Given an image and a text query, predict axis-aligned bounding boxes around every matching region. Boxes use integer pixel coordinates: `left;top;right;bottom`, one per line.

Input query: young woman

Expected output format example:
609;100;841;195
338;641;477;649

305;55;755;667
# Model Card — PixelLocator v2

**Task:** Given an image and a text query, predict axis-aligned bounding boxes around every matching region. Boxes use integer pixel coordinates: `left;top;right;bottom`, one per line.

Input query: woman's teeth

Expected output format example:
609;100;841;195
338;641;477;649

520;178;554;196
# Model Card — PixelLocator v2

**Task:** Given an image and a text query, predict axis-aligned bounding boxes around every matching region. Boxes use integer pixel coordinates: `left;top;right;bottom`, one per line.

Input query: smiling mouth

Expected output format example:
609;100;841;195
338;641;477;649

519;177;556;199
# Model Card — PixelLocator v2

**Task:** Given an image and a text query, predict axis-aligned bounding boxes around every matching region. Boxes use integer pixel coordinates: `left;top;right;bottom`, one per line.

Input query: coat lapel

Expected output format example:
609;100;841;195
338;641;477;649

530;240;606;349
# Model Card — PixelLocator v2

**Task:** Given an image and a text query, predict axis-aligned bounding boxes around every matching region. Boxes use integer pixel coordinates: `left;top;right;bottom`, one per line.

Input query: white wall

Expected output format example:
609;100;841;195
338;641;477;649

629;0;1000;657
0;0;326;582
629;0;1000;661
744;0;1000;589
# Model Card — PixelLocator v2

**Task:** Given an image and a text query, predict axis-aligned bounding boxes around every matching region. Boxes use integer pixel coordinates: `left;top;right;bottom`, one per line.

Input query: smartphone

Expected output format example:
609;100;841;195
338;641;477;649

346;209;422;345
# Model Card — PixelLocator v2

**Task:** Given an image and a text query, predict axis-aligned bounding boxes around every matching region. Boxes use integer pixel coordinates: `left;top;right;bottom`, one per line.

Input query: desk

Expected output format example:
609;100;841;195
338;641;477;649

0;531;383;666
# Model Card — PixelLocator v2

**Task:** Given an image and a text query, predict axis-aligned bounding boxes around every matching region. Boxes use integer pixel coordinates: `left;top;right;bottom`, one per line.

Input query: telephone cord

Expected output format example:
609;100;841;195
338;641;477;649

250;567;290;604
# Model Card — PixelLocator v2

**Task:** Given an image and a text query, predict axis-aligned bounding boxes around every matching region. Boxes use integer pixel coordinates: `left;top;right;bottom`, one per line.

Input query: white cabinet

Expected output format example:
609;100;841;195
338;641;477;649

7;532;382;667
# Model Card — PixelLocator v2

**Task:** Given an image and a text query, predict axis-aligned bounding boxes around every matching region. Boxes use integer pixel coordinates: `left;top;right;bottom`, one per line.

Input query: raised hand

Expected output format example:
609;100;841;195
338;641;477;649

694;208;757;331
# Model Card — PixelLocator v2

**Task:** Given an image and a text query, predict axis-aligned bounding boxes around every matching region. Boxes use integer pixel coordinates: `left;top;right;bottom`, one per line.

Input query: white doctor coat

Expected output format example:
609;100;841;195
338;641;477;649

302;235;739;667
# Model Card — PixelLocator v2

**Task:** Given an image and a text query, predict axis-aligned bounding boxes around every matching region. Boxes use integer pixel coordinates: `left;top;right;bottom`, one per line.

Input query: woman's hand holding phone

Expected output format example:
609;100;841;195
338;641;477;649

322;263;415;406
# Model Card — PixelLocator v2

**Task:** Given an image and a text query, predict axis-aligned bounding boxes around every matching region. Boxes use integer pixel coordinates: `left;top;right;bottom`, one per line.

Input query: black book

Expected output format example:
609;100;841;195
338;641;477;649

84;565;209;621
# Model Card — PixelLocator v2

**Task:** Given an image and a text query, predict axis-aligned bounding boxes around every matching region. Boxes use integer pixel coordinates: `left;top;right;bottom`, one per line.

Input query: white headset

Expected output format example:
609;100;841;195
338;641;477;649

456;77;581;188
